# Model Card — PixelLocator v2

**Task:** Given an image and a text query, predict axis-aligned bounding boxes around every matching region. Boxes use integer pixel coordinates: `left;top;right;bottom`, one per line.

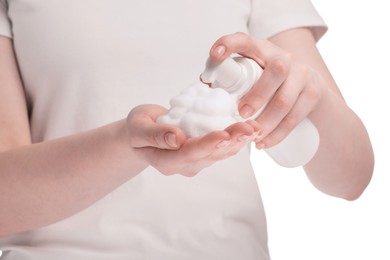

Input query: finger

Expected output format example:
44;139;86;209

209;33;285;67
171;131;232;176
127;105;186;149
221;121;257;160
180;137;248;177
224;121;256;140
254;71;304;139
209;33;295;120
181;131;231;161
131;122;186;150
135;130;230;176
220;121;258;156
155;131;231;175
209;32;263;63
245;119;262;134
261;84;320;147
238;57;290;118
179;122;260;177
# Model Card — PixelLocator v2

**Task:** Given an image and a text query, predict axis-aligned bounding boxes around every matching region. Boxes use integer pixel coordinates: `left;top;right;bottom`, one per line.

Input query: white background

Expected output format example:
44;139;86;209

1;1;388;259
252;1;390;259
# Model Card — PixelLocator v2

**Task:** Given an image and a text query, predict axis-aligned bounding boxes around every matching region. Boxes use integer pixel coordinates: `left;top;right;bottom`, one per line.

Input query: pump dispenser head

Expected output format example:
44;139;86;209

200;56;263;97
200;57;242;89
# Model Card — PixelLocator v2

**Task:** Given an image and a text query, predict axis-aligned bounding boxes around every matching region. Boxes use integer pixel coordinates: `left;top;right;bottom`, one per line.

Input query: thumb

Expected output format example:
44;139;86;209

137;123;186;150
127;105;186;150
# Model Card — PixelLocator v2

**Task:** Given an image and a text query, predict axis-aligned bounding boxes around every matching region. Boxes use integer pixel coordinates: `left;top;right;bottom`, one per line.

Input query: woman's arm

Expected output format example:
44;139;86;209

208;29;374;200
0;36;259;236
0;37;148;237
0;36;31;150
269;28;374;200
0;73;148;237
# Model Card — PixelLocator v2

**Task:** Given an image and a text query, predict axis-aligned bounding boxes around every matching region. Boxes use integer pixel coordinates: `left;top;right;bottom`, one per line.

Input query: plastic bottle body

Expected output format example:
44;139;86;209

201;56;320;168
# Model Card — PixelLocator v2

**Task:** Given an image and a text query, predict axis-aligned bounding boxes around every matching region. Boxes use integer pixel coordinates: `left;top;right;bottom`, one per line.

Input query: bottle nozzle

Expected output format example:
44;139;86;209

200;57;243;89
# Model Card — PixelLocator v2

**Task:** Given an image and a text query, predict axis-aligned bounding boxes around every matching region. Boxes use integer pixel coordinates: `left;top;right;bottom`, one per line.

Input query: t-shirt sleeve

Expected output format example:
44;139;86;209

0;0;12;38
248;0;327;41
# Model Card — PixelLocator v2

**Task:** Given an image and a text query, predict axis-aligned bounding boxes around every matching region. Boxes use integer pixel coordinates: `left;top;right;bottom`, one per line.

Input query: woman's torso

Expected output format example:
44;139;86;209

0;1;269;259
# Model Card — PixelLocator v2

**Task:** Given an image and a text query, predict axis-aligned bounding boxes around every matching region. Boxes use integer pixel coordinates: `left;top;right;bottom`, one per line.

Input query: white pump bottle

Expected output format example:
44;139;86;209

200;56;320;168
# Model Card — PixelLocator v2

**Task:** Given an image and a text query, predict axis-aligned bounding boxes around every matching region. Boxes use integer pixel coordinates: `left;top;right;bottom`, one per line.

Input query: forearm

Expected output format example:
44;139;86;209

305;88;374;200
0;119;147;236
266;28;374;200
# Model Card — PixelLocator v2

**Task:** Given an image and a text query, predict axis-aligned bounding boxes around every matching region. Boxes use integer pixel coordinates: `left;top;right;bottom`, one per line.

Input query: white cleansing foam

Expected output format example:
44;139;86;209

157;83;239;138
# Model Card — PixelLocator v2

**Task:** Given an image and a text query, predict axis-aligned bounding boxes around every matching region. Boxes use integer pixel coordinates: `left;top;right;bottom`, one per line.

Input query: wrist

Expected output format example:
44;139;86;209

109;119;149;172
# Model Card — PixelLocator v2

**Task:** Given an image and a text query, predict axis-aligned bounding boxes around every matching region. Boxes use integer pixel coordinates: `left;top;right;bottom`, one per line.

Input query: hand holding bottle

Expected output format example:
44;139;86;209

207;32;324;167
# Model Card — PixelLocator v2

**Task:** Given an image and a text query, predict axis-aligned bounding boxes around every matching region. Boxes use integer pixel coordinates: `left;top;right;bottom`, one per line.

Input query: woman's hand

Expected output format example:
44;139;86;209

209;32;327;149
126;104;260;177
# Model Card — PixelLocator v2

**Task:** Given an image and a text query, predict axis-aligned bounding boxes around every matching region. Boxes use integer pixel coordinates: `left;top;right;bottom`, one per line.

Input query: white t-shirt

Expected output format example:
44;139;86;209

0;0;326;259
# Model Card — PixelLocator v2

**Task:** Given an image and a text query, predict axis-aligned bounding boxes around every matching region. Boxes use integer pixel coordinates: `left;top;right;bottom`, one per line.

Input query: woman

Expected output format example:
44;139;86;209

0;0;374;259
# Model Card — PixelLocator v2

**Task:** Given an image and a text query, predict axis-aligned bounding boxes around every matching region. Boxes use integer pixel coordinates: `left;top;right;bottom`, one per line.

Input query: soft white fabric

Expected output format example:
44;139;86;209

0;1;11;38
0;0;326;259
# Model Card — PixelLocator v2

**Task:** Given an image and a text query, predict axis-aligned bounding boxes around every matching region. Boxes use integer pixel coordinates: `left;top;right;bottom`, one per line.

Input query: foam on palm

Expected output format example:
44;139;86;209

157;83;240;137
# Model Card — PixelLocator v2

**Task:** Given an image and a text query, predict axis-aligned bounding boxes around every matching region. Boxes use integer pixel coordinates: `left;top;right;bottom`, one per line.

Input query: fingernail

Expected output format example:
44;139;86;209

165;133;177;148
254;135;262;143
240;105;254;118
256;142;265;150
213;45;226;58
217;140;230;148
238;135;250;142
